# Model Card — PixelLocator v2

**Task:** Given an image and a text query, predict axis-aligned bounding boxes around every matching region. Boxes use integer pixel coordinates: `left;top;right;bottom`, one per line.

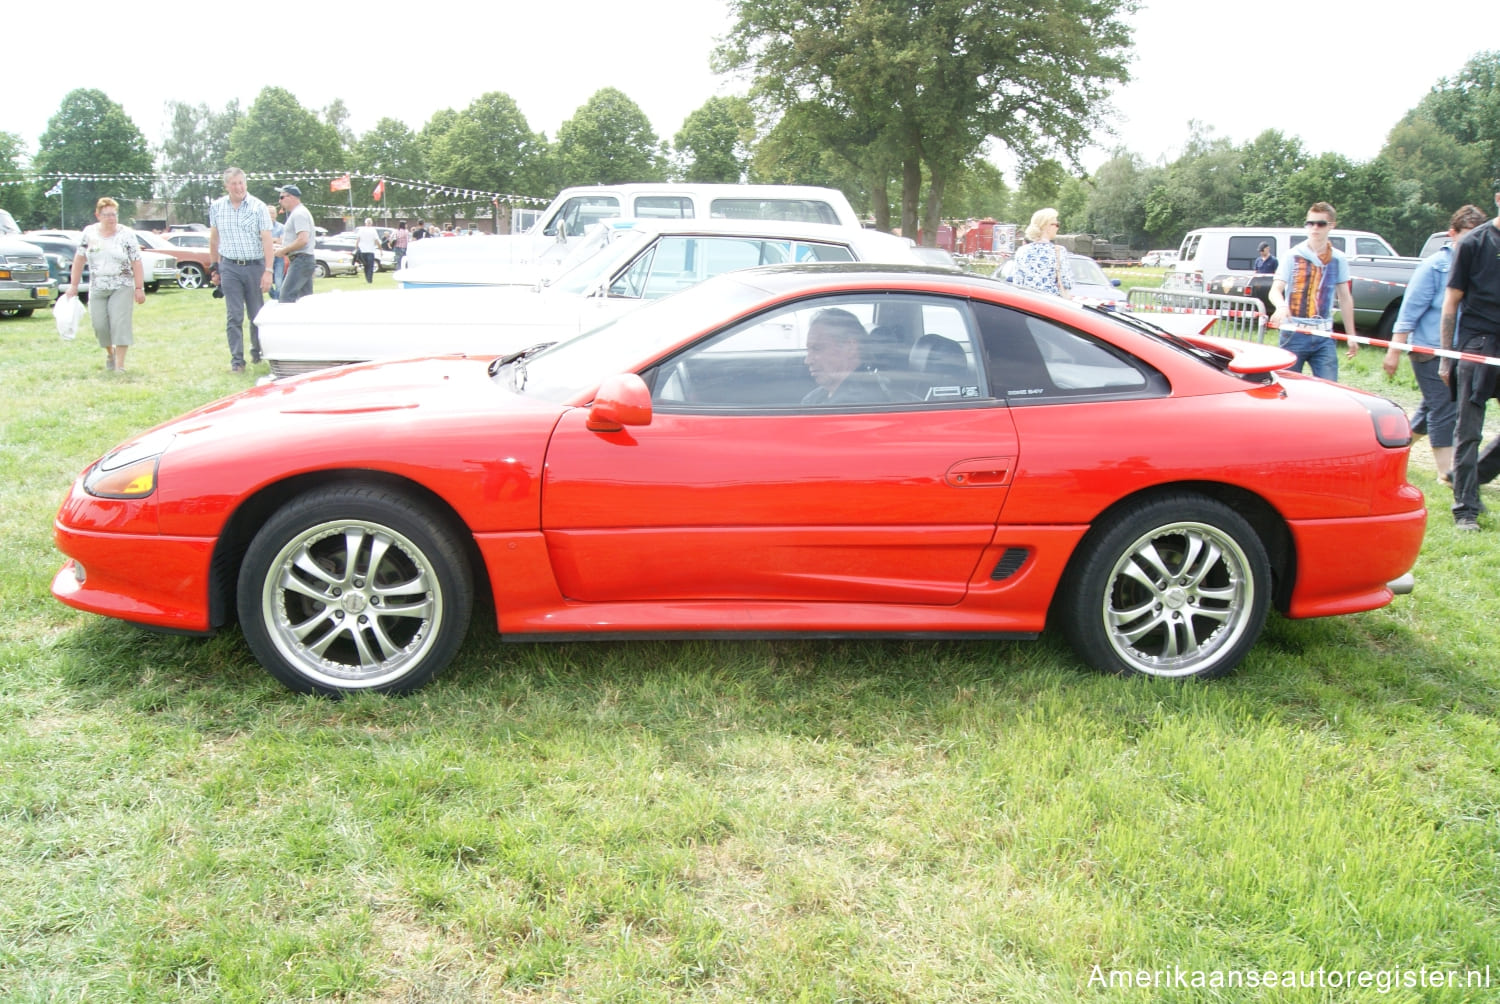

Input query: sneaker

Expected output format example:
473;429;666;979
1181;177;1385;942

1456;516;1480;532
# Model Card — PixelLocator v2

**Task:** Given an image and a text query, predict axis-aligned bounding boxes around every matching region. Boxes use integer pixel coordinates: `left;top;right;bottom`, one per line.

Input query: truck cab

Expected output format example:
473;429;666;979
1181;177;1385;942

0;209;58;318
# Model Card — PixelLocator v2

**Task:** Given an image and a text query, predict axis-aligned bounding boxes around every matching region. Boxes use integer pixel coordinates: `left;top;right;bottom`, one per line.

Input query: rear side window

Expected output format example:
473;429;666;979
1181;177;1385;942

1179;234;1201;261
710;199;841;225
633;196;693;219
974;301;1156;403
1226;236;1275;271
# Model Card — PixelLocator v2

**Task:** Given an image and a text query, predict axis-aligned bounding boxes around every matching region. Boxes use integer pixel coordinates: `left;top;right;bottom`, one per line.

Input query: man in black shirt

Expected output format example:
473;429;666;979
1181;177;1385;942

1440;180;1500;531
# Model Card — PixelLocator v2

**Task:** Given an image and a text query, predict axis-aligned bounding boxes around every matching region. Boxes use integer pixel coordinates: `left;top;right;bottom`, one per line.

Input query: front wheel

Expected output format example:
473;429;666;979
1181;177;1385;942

1057;494;1271;681
144;281;159;293
236;485;474;696
177;263;206;289
314;260;330;278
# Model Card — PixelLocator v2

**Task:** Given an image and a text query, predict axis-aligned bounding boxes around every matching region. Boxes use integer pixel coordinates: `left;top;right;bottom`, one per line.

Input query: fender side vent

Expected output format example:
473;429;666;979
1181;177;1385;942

990;547;1029;581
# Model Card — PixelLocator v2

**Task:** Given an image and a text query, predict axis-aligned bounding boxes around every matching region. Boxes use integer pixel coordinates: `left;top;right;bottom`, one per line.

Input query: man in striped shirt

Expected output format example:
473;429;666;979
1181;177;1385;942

208;167;274;372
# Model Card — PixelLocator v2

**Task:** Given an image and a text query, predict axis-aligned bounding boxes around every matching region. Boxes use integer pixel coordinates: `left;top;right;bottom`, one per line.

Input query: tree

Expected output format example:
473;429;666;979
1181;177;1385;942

554;89;667;186
160;100;240;224
33;90;153;226
226;87;344;203
424;93;549;229
718;0;1135;241
0;131;35;226
351;118;427;215
674;97;756;183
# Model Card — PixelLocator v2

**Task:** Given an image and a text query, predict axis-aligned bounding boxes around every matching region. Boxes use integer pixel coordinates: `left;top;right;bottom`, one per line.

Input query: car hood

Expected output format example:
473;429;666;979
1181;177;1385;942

257;285;621;363
141;355;565;466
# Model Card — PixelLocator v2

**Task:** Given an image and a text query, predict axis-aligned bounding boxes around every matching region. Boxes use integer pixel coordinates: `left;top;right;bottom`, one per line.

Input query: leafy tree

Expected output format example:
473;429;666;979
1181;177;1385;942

554;89;667;186
424;93;549;230
0;131;35;226
1012;159;1068;225
674;97;756;183
160;100;240;224
226;87;344;203
941;158;1011;222
324;98;356;149
718;0;1135;241
351;118;427;214
33;89;153;226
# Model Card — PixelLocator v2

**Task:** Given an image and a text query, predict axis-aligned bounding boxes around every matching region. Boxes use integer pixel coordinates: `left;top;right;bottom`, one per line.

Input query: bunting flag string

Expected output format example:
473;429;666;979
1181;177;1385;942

0;170;552;209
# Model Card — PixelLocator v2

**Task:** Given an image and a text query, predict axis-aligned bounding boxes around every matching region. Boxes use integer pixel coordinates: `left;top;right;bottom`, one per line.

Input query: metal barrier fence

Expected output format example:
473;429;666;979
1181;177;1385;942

1126;288;1268;343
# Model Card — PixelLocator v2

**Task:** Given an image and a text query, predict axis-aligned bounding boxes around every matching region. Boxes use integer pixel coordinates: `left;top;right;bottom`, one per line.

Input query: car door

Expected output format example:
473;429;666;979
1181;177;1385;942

539;292;1019;606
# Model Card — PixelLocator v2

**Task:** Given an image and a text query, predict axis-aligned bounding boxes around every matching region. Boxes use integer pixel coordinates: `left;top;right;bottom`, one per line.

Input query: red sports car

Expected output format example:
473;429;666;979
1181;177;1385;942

52;265;1425;695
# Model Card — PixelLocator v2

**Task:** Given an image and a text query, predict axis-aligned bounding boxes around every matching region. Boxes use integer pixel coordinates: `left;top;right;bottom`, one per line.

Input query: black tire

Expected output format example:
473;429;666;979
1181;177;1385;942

1057;494;1270;681
144;282;159;293
177;263;207;289
314;260;330;278
1375;303;1399;339
236;485;474;696
1;307;35;318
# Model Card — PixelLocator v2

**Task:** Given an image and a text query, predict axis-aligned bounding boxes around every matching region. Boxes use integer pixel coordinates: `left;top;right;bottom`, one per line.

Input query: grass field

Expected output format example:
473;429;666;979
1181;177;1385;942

2;274;1498;1001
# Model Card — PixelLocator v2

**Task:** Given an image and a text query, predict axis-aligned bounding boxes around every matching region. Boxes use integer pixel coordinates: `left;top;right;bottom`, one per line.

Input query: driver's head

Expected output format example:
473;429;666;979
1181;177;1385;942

805;308;866;391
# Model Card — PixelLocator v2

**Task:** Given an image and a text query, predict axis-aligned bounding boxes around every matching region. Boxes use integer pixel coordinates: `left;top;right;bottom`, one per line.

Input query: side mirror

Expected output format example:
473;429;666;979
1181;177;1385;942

586;373;652;432
1111;278;1122;287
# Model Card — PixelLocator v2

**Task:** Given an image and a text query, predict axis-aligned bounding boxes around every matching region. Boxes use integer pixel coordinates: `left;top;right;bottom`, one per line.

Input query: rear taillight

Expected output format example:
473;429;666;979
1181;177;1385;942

1357;396;1412;448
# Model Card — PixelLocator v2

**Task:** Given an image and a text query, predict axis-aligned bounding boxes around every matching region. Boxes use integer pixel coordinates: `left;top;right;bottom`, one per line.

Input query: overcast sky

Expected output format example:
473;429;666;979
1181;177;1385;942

4;0;1472;183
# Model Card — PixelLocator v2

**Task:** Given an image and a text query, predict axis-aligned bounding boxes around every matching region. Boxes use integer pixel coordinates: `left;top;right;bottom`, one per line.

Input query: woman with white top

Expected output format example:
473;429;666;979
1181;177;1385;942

1012;207;1073;300
65;197;145;373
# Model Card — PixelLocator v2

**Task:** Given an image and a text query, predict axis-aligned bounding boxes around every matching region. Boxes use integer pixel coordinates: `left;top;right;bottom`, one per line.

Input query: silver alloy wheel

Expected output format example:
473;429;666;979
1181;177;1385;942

1100;519;1256;678
177;263;206;289
258;518;446;691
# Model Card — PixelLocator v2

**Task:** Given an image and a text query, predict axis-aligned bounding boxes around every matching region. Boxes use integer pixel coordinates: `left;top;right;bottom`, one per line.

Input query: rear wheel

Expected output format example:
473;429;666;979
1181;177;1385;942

1057;494;1270;680
177;263;206;289
144;282;159;293
236;485;474;696
315;260;331;278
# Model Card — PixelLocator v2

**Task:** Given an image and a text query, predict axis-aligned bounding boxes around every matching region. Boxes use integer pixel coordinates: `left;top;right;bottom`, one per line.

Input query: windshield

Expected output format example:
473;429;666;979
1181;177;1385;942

547;229;655;296
509;273;771;401
1069;257;1111;286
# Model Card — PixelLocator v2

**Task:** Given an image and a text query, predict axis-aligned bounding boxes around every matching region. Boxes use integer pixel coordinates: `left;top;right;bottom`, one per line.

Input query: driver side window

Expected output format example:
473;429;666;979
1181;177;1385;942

651;294;986;410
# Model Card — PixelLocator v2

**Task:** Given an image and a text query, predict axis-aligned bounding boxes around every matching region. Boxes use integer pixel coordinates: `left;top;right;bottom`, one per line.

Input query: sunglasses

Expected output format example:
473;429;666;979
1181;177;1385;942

1305;219;1331;228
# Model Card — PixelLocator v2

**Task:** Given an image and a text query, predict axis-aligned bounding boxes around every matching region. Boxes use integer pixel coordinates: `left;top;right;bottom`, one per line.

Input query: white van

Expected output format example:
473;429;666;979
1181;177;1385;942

1167;226;1399;290
403;183;864;274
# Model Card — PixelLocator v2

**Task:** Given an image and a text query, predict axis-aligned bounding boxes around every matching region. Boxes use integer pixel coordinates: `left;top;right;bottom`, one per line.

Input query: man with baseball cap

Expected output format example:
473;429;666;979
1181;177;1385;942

275;184;316;304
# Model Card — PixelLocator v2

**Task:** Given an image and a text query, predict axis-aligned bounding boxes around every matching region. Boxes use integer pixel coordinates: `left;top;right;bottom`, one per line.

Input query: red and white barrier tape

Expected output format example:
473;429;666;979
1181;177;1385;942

1129;305;1265;319
1276;323;1500;367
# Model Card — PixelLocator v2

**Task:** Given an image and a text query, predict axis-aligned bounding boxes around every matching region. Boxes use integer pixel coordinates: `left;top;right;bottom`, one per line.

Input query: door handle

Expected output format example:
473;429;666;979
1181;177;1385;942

945;457;1013;487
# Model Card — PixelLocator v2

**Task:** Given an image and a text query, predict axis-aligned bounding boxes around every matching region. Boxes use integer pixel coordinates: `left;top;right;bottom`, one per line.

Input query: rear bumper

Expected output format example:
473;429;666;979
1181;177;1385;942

1285;508;1426;618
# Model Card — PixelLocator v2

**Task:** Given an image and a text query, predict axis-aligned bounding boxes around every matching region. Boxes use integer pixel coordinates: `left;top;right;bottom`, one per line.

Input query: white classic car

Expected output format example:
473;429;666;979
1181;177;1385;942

395;219;639;289
258;219;930;378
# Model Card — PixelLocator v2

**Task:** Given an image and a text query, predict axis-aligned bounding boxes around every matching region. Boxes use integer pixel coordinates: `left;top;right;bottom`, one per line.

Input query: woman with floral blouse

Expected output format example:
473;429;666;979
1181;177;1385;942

66;197;145;373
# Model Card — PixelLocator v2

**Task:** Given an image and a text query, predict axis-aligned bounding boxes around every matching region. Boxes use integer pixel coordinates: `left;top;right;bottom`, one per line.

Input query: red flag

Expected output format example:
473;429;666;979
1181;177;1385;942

330;173;351;192
372;179;385;201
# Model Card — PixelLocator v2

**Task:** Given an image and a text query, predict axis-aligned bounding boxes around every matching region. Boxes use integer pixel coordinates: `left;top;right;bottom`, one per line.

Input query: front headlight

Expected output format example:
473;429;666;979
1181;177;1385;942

83;431;175;498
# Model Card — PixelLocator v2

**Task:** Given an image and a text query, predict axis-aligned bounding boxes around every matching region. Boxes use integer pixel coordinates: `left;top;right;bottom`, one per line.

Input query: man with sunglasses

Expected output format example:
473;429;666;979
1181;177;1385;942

1439;180;1500;531
1269;202;1358;381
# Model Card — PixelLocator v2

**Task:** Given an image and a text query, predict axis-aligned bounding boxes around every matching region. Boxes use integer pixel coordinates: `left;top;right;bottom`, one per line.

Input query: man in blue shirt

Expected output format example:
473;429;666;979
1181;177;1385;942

1269;202;1359;381
1253;243;1278;274
1383;205;1489;484
208;167;274;372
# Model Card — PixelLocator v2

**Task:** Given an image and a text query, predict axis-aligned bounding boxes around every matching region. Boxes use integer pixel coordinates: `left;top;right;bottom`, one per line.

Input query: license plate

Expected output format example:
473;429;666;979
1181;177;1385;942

35;287;50;298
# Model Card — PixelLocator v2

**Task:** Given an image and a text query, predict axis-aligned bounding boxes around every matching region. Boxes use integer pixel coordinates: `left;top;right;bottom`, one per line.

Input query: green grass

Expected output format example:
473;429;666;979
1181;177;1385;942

2;275;1499;1001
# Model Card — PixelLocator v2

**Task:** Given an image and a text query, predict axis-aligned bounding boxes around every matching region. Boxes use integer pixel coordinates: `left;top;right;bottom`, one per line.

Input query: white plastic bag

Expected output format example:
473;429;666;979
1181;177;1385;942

54;294;86;341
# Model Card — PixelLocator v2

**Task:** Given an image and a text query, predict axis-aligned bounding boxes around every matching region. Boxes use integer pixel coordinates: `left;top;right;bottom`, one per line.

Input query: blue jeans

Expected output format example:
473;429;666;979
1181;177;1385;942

1410;354;1457;448
1278;330;1338;381
280;254;315;303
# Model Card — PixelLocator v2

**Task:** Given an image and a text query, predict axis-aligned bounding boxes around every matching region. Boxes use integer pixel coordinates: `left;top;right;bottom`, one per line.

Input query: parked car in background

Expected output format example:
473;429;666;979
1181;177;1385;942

135;229;213;289
16;234;87;299
260;219;928;377
1000;251;1126;308
52;264;1425;695
1416;232;1448;259
312;239;358;278
0;231;56;317
163;231;210;251
1140;249;1178;267
319;232;396;271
